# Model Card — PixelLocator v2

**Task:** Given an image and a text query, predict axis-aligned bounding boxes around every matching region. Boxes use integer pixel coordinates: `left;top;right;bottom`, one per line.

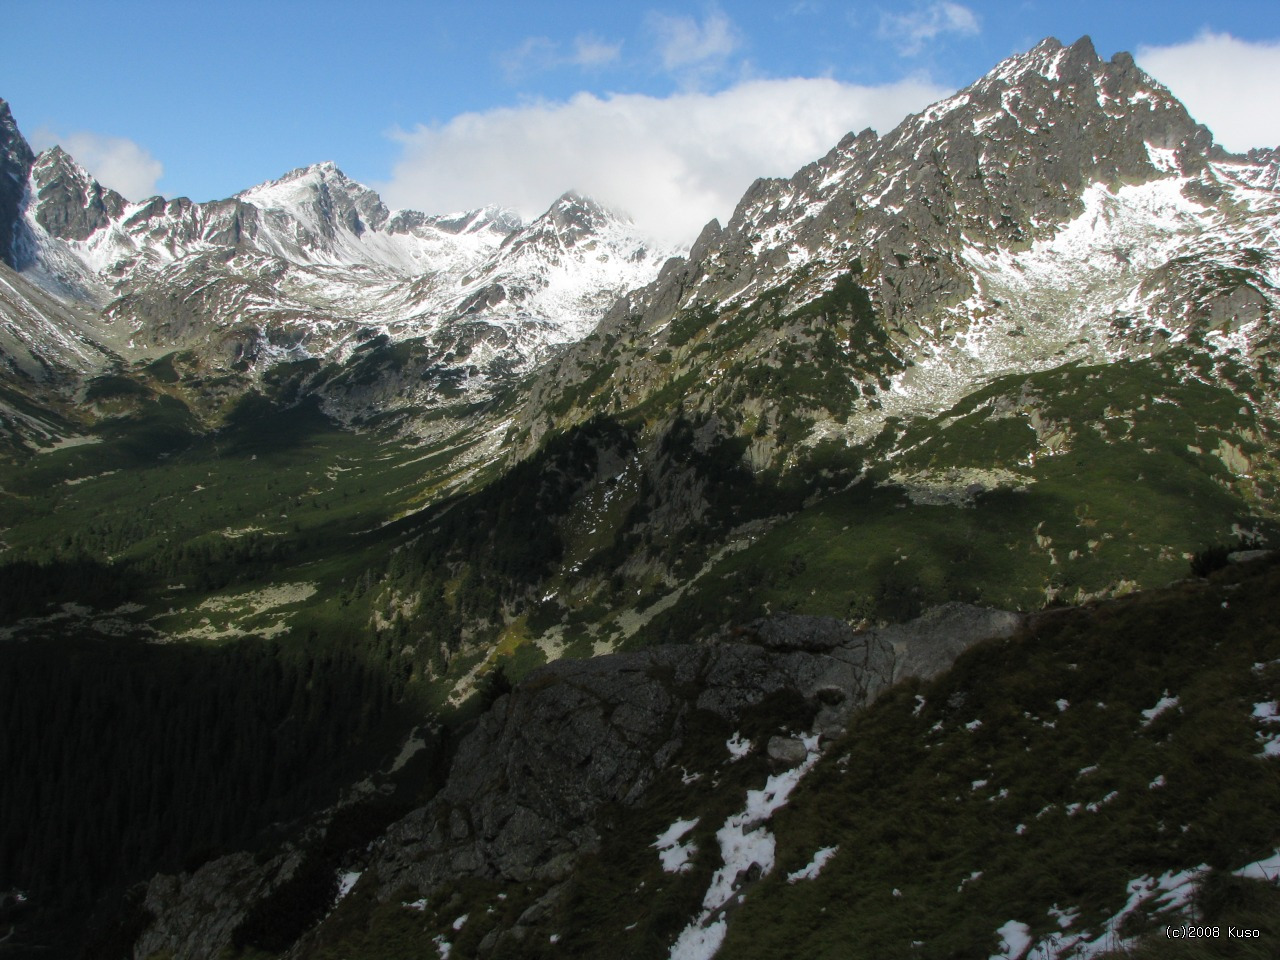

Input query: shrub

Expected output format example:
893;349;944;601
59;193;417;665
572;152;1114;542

1190;544;1231;578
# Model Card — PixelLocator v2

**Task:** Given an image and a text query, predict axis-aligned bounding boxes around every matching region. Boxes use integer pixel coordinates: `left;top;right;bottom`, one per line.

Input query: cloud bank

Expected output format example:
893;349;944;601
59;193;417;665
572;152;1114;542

1137;32;1280;153
381;76;947;248
29;128;164;200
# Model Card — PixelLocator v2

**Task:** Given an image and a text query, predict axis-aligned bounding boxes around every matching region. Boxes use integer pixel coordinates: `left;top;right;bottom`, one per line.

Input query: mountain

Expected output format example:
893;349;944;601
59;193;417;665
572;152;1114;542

0;99;34;271
522;36;1277;449
0;109;673;441
491;34;1280;626
1;35;1279;960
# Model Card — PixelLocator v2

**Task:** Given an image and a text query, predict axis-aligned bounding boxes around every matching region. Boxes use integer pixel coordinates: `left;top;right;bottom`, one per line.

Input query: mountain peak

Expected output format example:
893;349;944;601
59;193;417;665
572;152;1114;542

550;189;593;208
237;161;391;237
985;34;1101;87
900;31;1207;174
282;160;348;184
549;190;617;224
30;143;125;242
37;143;72;162
238;160;360;200
0;97;31;163
33;145;93;188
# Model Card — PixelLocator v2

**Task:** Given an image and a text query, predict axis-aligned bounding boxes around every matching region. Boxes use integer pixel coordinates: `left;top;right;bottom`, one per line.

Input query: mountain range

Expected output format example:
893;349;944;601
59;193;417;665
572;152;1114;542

0;114;672;444
1;34;1278;960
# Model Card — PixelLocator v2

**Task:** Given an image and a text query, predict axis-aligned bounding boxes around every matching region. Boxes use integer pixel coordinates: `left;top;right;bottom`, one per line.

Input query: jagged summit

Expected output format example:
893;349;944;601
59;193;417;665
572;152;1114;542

236;160;392;241
502;190;633;254
30;145;126;242
986;34;1099;83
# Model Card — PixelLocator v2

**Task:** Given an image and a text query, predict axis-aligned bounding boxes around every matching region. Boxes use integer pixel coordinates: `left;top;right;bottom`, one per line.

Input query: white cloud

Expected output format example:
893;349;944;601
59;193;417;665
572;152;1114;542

1137;31;1280;153
648;8;740;74
29;128;163;200
501;33;622;78
380;76;948;249
500;36;559;79
879;2;980;57
572;34;622;68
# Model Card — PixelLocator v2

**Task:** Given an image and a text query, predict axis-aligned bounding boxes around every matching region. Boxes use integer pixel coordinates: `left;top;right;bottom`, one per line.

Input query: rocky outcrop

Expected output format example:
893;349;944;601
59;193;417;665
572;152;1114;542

133;850;301;960
369;603;1022;898
0;98;34;269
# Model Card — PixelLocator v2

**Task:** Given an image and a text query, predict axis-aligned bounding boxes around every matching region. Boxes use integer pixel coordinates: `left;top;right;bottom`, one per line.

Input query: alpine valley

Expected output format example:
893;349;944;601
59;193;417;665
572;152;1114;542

2;36;1280;960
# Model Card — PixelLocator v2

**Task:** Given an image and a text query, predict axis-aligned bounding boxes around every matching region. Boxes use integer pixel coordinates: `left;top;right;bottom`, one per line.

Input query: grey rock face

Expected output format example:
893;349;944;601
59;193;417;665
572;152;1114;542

0;98;34;269
235;161;389;244
133;849;301;960
130;603;1022;958
1228;549;1273;565
767;735;809;767
30;146;125;241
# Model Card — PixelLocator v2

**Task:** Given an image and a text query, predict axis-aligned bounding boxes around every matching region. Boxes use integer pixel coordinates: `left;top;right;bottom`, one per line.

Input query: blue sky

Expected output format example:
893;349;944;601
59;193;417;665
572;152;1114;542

3;1;1279;245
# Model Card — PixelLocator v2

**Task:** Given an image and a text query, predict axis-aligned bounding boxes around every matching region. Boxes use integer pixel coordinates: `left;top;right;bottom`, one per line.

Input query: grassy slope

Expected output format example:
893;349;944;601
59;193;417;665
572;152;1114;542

0;390;486;636
723;556;1280;960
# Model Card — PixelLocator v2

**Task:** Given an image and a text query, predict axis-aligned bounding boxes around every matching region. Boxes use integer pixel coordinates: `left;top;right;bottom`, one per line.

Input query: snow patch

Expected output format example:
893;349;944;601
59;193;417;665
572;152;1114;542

1232;850;1280;882
669;734;821;959
1015;866;1208;959
654;818;700;874
1140;692;1179;726
1145;144;1179;174
336;870;361;900
989;920;1033;960
786;846;839;883
669;919;727;960
1252;701;1280;723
